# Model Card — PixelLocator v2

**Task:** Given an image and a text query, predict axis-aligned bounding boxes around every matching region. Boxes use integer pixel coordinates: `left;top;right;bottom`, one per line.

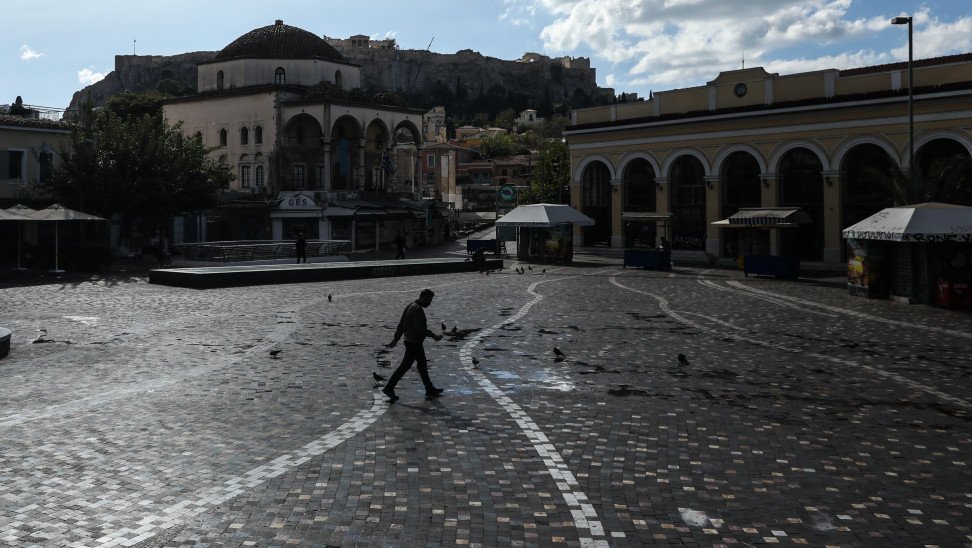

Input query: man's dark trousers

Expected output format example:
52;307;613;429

386;341;433;391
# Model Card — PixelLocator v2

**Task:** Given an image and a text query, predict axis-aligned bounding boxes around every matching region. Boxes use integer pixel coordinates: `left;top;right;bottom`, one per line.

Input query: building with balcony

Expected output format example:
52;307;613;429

565;53;972;265
0;108;70;205
163;20;427;248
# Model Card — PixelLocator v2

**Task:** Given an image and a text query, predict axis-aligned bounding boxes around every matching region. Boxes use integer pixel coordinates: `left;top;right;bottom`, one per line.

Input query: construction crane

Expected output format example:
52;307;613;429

408;36;434;95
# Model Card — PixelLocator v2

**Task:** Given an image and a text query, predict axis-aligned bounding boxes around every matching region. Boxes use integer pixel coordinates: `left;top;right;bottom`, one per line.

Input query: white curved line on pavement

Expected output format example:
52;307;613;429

0;394;389;547
458;276;610;547
696;277;838;318
724;279;972;339
610;276;970;410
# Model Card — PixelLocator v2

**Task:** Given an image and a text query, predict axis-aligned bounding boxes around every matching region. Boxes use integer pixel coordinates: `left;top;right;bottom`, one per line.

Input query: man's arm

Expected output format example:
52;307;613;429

387;306;409;347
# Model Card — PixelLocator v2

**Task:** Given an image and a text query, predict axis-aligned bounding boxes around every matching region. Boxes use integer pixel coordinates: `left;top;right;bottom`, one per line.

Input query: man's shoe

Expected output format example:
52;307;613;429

426;387;444;397
382;386;399;402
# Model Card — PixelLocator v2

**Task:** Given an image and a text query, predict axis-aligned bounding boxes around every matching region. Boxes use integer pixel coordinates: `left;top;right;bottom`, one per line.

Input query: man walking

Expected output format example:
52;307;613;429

394;230;407;260
295;232;307;264
383;289;443;402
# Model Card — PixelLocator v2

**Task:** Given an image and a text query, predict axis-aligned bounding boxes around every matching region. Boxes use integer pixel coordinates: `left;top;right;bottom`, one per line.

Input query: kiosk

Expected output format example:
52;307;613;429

495;204;594;263
712;207;811;279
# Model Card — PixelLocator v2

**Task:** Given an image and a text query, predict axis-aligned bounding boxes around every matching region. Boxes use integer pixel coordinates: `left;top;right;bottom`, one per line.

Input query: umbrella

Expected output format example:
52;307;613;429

842;202;972;242
495;203;595;227
26;203;106;273
4;205;36;270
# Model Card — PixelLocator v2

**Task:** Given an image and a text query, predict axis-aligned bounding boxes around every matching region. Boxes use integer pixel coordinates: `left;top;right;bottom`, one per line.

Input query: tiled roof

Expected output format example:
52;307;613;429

0;114;71;130
840;53;972;76
213;20;345;63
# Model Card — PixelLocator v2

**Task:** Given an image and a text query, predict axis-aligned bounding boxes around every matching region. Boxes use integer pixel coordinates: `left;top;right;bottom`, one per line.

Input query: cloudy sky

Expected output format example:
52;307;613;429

2;0;970;111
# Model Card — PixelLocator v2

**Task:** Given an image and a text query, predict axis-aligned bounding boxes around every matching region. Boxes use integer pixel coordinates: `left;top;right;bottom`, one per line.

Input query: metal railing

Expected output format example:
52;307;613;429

172;240;352;263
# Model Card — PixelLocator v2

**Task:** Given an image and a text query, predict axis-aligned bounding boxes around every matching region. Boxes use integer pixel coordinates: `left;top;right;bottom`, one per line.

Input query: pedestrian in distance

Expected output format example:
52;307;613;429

383;289;444;402
394;230;407;260
471;246;486;272
295;232;307;264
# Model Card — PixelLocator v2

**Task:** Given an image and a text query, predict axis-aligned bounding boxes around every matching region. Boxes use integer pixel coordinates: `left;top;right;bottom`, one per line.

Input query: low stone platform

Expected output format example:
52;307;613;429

0;327;10;359
148;257;504;288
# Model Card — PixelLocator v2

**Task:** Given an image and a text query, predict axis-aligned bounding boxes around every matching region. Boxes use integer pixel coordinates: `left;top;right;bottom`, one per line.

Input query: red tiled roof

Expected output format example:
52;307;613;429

0;114;71;130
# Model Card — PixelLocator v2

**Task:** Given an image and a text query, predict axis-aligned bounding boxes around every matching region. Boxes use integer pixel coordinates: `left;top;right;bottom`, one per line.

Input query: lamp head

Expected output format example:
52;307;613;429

891;16;911;25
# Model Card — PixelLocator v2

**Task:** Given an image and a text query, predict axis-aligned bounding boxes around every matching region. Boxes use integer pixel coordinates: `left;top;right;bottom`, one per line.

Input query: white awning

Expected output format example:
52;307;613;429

622;212;673;221
713;207;811;228
496;203;595;228
842;202;972;242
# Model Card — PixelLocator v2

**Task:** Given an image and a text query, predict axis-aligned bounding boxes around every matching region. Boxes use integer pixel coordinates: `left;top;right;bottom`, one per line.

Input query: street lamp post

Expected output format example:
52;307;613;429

892;15;914;174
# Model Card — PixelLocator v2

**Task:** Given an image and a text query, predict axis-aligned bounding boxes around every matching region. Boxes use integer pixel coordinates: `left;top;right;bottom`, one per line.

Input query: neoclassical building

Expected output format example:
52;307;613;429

163;20;426;246
564;53;972;265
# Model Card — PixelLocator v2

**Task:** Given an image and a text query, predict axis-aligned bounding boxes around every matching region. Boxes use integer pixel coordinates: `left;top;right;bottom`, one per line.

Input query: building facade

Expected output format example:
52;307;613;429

565;54;972;265
162;20;426;247
0;112;69;204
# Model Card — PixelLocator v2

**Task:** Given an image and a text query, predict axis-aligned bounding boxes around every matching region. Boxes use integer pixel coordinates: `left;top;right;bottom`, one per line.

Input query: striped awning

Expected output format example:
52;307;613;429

716;207;811;227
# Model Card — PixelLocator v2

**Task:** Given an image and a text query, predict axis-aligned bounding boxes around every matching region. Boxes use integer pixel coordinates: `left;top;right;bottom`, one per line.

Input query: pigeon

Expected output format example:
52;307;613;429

269;349;282;358
677;353;689;366
441;322;447;332
471;357;480;366
328;294;333;302
451;326;457;334
486;270;490;275
373;372;386;383
528;265;533;270
553;347;565;358
542;268;546;274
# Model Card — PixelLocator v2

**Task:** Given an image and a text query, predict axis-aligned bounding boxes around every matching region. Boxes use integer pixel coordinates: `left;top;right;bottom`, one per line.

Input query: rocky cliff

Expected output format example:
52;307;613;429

68;48;607;117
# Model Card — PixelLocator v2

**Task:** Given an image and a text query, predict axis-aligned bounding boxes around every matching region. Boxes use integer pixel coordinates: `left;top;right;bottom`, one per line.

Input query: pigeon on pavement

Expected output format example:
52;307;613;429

373;372;386;383
677;353;689;366
269;349;282;358
553;347;565;358
328;294;333;302
471;357;480;366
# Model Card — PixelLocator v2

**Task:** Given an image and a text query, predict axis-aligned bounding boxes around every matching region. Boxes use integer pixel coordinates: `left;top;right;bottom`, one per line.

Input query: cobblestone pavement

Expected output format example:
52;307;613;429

0;256;970;547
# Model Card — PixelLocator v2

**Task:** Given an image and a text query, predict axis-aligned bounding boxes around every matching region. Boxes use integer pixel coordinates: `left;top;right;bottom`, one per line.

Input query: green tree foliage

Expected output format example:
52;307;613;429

871;154;972;206
478;132;528;159
527;139;571;204
494;108;517;130
44;95;233;233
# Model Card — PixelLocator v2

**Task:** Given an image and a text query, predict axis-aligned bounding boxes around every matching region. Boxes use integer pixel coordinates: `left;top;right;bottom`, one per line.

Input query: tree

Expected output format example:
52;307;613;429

526;139;570;204
479;132;524;159
494;108;517;130
872;154;972;206
44;95;233;245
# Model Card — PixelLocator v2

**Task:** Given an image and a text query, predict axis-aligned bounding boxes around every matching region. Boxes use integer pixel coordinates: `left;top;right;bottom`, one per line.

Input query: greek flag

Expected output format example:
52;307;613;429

381;153;396;175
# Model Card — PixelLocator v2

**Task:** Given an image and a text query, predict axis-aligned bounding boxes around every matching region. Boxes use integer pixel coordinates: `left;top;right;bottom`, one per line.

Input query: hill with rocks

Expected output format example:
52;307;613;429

68;47;610;121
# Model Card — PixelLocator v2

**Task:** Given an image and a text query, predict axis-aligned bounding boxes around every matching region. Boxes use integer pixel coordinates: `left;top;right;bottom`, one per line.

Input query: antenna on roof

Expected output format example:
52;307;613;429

134;38;137;55
741;50;745;70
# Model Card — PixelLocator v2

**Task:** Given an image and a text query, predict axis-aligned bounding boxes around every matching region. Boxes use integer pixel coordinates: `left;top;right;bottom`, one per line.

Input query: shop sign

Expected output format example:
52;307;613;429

498;184;516;203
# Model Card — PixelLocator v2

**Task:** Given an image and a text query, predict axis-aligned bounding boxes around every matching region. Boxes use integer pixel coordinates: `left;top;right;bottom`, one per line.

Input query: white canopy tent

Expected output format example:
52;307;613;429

495;203;595;228
842;202;972;242
26;204;106;273
3;205;36;270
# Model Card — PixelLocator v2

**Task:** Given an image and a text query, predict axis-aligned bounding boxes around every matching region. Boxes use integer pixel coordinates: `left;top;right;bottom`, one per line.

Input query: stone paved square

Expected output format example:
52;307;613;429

0;258;969;547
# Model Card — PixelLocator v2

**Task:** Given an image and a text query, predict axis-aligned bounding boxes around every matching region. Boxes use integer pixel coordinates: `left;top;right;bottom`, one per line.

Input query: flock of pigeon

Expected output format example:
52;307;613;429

261;279;695;393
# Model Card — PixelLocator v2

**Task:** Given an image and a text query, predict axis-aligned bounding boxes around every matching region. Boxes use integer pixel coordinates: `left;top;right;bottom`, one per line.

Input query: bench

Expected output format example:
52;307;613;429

466;239;497;254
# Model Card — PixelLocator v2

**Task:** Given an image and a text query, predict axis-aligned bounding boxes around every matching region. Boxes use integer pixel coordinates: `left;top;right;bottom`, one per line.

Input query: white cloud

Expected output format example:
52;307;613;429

524;0;972;94
20;45;44;61
77;67;106;86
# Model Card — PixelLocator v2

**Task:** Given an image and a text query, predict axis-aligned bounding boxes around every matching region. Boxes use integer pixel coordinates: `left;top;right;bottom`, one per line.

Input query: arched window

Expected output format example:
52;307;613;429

581;162;612;246
670;155;707;250
335;70;343;88
254;125;263;144
778;148;824;260
219;128;227;147
275;67;286;85
255;165;265;187
240;126;249;146
216;70;224;91
720;151;762;256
